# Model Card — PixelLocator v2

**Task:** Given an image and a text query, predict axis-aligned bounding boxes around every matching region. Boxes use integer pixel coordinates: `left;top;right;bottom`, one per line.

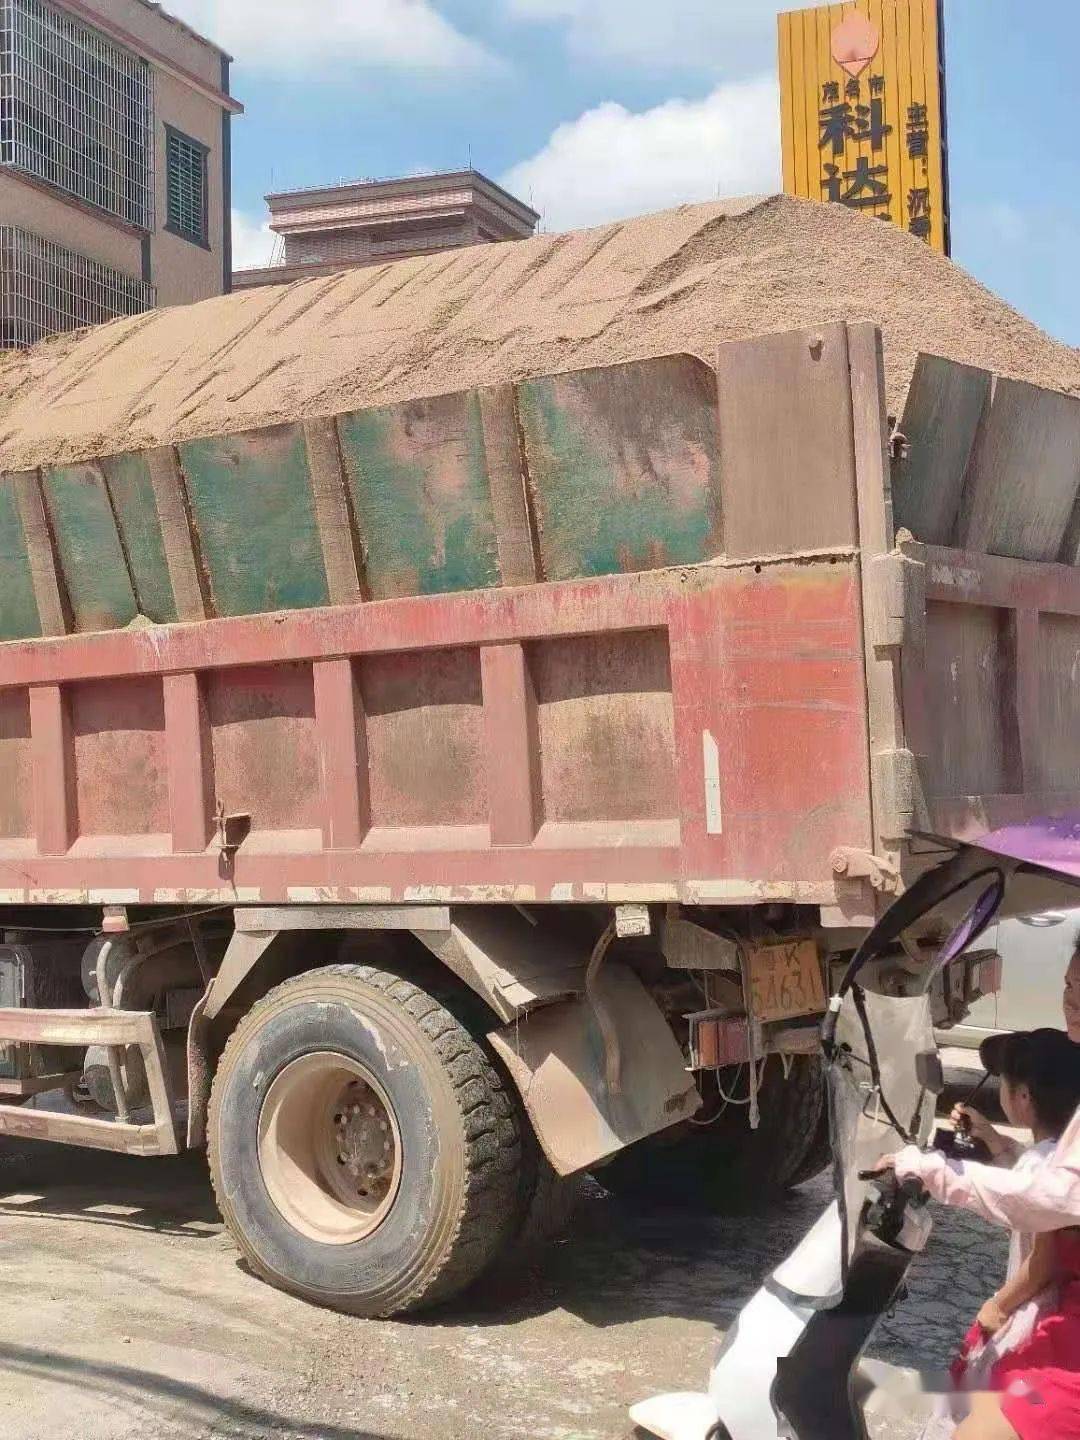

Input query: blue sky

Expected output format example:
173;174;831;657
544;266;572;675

172;1;1080;346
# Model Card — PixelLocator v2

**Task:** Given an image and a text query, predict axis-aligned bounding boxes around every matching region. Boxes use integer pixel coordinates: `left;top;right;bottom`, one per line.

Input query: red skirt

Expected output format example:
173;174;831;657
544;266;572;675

991;1238;1080;1440
950;1234;1080;1440
1000;1370;1080;1440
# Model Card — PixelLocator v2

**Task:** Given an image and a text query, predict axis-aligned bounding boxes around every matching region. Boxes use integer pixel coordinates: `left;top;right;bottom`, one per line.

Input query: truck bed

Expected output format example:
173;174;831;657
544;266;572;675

1;321;1078;920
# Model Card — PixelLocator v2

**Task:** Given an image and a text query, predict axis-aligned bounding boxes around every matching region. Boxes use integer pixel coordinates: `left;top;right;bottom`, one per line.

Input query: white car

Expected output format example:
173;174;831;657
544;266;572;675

949;909;1079;1044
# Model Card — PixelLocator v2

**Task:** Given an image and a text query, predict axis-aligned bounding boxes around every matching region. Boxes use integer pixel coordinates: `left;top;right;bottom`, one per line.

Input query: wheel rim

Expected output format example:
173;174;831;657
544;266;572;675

257;1052;403;1246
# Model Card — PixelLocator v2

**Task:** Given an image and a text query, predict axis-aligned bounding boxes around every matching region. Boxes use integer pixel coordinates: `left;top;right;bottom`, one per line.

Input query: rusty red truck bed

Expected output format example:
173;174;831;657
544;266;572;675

0;320;1077;1317
2;323;1075;914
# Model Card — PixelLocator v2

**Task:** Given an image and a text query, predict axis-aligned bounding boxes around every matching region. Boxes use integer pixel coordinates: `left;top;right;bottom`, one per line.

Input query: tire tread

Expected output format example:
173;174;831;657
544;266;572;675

207;962;521;1315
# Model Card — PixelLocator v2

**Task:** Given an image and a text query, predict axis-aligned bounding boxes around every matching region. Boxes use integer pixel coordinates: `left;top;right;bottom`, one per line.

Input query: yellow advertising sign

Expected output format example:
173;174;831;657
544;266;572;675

779;0;950;253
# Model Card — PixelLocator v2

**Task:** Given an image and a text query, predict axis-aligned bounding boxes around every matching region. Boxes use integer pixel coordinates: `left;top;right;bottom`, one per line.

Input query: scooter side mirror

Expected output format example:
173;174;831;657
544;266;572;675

915;1050;944;1095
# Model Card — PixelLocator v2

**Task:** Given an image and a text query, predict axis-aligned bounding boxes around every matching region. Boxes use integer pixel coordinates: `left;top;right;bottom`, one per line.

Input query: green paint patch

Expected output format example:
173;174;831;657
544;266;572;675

43;464;137;633
338;393;499;600
180;425;330;616
105;453;178;624
519;359;721;581
0;479;41;641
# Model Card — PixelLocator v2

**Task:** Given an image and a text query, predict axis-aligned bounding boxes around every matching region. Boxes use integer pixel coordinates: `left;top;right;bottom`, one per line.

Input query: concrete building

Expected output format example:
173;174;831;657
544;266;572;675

233;170;538;290
0;0;240;348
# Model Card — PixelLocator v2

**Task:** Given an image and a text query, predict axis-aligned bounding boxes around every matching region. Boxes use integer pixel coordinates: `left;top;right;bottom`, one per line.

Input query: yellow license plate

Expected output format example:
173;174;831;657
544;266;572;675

748;940;826;1023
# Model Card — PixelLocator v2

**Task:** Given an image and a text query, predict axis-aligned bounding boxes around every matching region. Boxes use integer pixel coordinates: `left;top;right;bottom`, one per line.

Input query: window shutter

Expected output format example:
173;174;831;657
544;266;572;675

166;129;207;244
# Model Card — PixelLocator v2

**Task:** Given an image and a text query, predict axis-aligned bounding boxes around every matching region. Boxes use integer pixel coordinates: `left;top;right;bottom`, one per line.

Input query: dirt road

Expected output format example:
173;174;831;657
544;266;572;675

0;1141;1004;1440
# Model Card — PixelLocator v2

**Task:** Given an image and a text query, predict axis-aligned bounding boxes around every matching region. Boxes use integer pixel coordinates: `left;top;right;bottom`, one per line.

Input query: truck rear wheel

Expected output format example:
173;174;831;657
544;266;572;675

515;1130;581;1252
597;1055;825;1210
782;1064;832;1190
207;964;522;1316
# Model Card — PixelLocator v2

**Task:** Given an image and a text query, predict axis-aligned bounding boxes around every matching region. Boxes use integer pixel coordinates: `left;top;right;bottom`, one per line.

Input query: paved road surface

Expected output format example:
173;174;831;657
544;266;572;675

0;1140;1007;1440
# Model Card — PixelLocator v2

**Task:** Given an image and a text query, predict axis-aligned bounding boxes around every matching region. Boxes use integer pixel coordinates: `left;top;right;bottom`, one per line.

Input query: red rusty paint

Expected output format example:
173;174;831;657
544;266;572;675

0;560;874;904
529;628;677;828
0;690;32;840
362;646;486;829
313;658;368;851
481;643;541;846
205;663;321;833
70;677;169;838
0;569;682;689
28;686;74;856
163;672;214;853
903;542;1080;842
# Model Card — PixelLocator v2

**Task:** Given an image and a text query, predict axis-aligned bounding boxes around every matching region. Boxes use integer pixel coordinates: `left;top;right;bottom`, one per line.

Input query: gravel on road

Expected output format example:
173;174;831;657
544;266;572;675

0;1139;1006;1440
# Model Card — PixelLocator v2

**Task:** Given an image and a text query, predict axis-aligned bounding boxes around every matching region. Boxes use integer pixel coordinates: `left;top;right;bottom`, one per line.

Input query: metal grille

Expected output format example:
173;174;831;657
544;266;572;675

166;128;206;242
0;0;154;229
0;225;155;348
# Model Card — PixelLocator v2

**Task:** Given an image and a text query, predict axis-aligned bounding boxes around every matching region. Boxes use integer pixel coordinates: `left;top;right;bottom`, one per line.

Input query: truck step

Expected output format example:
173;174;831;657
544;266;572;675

0;1007;179;1157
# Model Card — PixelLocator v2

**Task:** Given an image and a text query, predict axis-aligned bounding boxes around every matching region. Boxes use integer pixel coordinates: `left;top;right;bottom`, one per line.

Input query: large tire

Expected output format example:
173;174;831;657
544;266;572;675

515;1130;581;1253
783;1061;832;1190
597;1055;825;1211
207;964;522;1317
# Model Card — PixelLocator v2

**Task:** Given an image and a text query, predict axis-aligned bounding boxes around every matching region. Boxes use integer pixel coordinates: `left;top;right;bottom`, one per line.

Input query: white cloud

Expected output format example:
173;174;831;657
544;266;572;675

171;0;495;73
231;209;276;271
504;0;776;71
502;77;781;232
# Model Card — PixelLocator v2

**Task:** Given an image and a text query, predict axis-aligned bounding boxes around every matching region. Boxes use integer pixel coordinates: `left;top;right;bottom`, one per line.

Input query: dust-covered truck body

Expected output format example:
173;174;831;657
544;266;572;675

0;307;1078;1314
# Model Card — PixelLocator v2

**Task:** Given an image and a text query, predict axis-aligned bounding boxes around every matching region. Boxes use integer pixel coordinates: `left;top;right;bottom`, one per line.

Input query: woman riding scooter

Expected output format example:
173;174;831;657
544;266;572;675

888;1112;1080;1439
881;948;1080;1440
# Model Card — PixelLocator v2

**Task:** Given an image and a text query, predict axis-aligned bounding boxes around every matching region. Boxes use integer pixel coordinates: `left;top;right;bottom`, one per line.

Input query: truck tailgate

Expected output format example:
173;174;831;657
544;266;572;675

900;542;1080;841
893;355;1080;855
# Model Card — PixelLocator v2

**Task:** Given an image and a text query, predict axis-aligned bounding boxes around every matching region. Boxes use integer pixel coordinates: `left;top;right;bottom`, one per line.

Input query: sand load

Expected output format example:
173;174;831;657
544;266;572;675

2;196;1080;647
0;193;1077;475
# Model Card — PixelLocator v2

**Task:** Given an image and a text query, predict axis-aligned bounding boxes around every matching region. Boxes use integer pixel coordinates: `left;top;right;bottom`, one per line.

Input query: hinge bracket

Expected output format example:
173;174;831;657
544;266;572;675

865;551;927;652
829;847;901;894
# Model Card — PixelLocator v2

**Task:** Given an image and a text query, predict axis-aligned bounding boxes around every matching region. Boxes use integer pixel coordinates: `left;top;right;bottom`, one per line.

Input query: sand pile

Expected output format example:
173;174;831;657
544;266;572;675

1;193;1078;472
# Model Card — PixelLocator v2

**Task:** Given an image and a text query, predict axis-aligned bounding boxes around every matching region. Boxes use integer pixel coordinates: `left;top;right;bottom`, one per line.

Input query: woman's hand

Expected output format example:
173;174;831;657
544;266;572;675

952;1104;1019;1164
976;1296;1010;1335
952;1104;1000;1149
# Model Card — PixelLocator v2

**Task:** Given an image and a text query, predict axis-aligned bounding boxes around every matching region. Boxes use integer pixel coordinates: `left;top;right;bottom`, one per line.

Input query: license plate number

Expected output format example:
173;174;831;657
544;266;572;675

748;940;826;1023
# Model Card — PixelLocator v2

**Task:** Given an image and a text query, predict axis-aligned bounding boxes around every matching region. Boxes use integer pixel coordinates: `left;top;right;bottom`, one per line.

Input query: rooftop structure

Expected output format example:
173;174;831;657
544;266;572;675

233;169;539;289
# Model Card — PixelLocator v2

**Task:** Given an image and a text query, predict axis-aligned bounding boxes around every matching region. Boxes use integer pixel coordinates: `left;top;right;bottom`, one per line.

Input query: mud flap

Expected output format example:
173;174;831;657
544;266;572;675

488;963;700;1176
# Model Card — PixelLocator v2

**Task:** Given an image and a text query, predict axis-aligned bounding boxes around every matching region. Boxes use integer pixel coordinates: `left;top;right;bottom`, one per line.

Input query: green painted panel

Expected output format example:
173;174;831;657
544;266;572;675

0;479;41;641
105;453;178;625
518;356;723;582
180;425;329;617
338;392;500;600
43;464;137;633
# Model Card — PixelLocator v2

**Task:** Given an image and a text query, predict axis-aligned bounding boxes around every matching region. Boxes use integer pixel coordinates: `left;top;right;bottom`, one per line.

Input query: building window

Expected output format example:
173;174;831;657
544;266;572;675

0;0;154;230
166;127;209;246
0;225;155;349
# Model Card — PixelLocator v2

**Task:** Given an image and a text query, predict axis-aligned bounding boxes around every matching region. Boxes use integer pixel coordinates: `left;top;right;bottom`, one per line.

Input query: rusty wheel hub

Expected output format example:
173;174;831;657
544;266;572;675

328;1081;397;1205
257;1053;403;1246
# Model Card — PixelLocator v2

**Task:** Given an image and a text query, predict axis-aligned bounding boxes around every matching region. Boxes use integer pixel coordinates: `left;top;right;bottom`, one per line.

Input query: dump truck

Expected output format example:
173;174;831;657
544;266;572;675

1;310;1078;1316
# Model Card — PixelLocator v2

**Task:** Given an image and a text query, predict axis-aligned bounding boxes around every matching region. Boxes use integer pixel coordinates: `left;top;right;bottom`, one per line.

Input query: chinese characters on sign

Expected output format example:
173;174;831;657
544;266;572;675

904;101;933;236
819;74;894;215
779;0;950;254
816;75;935;239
